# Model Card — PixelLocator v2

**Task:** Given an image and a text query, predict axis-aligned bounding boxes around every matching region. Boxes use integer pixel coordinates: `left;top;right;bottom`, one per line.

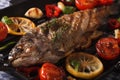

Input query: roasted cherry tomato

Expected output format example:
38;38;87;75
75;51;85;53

16;67;39;77
98;0;114;5
75;0;97;10
0;22;8;41
96;37;120;60
61;0;74;5
39;63;65;80
117;38;120;46
108;19;120;29
45;5;61;18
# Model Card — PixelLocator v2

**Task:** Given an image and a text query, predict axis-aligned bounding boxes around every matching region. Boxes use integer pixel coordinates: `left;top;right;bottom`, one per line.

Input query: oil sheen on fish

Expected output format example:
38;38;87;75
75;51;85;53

9;3;120;67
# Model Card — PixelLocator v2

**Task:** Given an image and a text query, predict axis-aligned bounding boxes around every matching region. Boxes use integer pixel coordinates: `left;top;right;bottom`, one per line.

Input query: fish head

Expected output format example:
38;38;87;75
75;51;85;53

8;29;65;67
8;33;41;67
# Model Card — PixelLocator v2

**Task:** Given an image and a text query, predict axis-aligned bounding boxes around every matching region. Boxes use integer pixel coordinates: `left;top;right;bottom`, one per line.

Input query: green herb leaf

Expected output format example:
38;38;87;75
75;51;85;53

117;17;120;22
1;16;13;25
71;60;80;72
0;42;16;51
63;6;76;14
52;23;69;42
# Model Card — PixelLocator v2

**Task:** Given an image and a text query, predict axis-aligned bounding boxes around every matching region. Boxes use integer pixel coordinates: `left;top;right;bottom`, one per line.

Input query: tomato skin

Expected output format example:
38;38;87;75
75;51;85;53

108;19;120;29
75;0;113;10
16;67;39;77
75;0;97;10
98;0;113;5
116;38;120;46
45;5;61;18
39;63;65;80
96;37;120;60
0;22;8;41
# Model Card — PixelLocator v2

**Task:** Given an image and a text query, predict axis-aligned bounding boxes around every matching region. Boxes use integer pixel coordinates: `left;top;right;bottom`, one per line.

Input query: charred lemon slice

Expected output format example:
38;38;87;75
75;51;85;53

5;17;35;35
66;52;103;79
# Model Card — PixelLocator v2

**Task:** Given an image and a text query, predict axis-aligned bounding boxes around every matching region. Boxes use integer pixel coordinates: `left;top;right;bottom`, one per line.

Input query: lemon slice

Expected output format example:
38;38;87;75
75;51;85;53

7;17;36;35
66;52;103;79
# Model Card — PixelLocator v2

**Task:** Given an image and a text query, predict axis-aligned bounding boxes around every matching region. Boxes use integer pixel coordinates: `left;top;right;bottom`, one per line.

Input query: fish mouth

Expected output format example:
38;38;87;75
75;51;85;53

9;56;40;67
8;49;41;67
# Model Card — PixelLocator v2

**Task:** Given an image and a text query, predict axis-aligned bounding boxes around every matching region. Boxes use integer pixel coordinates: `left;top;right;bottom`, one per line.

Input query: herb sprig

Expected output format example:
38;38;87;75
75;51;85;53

40;18;70;42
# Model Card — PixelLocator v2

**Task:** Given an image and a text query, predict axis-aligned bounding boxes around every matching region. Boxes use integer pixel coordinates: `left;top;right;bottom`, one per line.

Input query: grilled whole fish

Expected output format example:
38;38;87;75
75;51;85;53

9;3;119;67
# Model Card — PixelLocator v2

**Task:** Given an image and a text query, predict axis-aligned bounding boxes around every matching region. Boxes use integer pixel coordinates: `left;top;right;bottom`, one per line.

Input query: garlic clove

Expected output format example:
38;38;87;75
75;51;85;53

25;7;43;19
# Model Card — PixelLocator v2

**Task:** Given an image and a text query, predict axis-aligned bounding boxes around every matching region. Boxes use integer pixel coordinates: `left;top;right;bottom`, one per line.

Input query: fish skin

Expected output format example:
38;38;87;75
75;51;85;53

9;3;119;67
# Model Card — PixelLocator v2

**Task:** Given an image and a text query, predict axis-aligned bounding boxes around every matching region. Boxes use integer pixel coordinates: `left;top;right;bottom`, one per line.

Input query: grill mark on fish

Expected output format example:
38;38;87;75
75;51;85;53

87;9;92;31
88;8;97;31
8;3;120;67
60;11;83;51
81;10;91;32
69;11;83;48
